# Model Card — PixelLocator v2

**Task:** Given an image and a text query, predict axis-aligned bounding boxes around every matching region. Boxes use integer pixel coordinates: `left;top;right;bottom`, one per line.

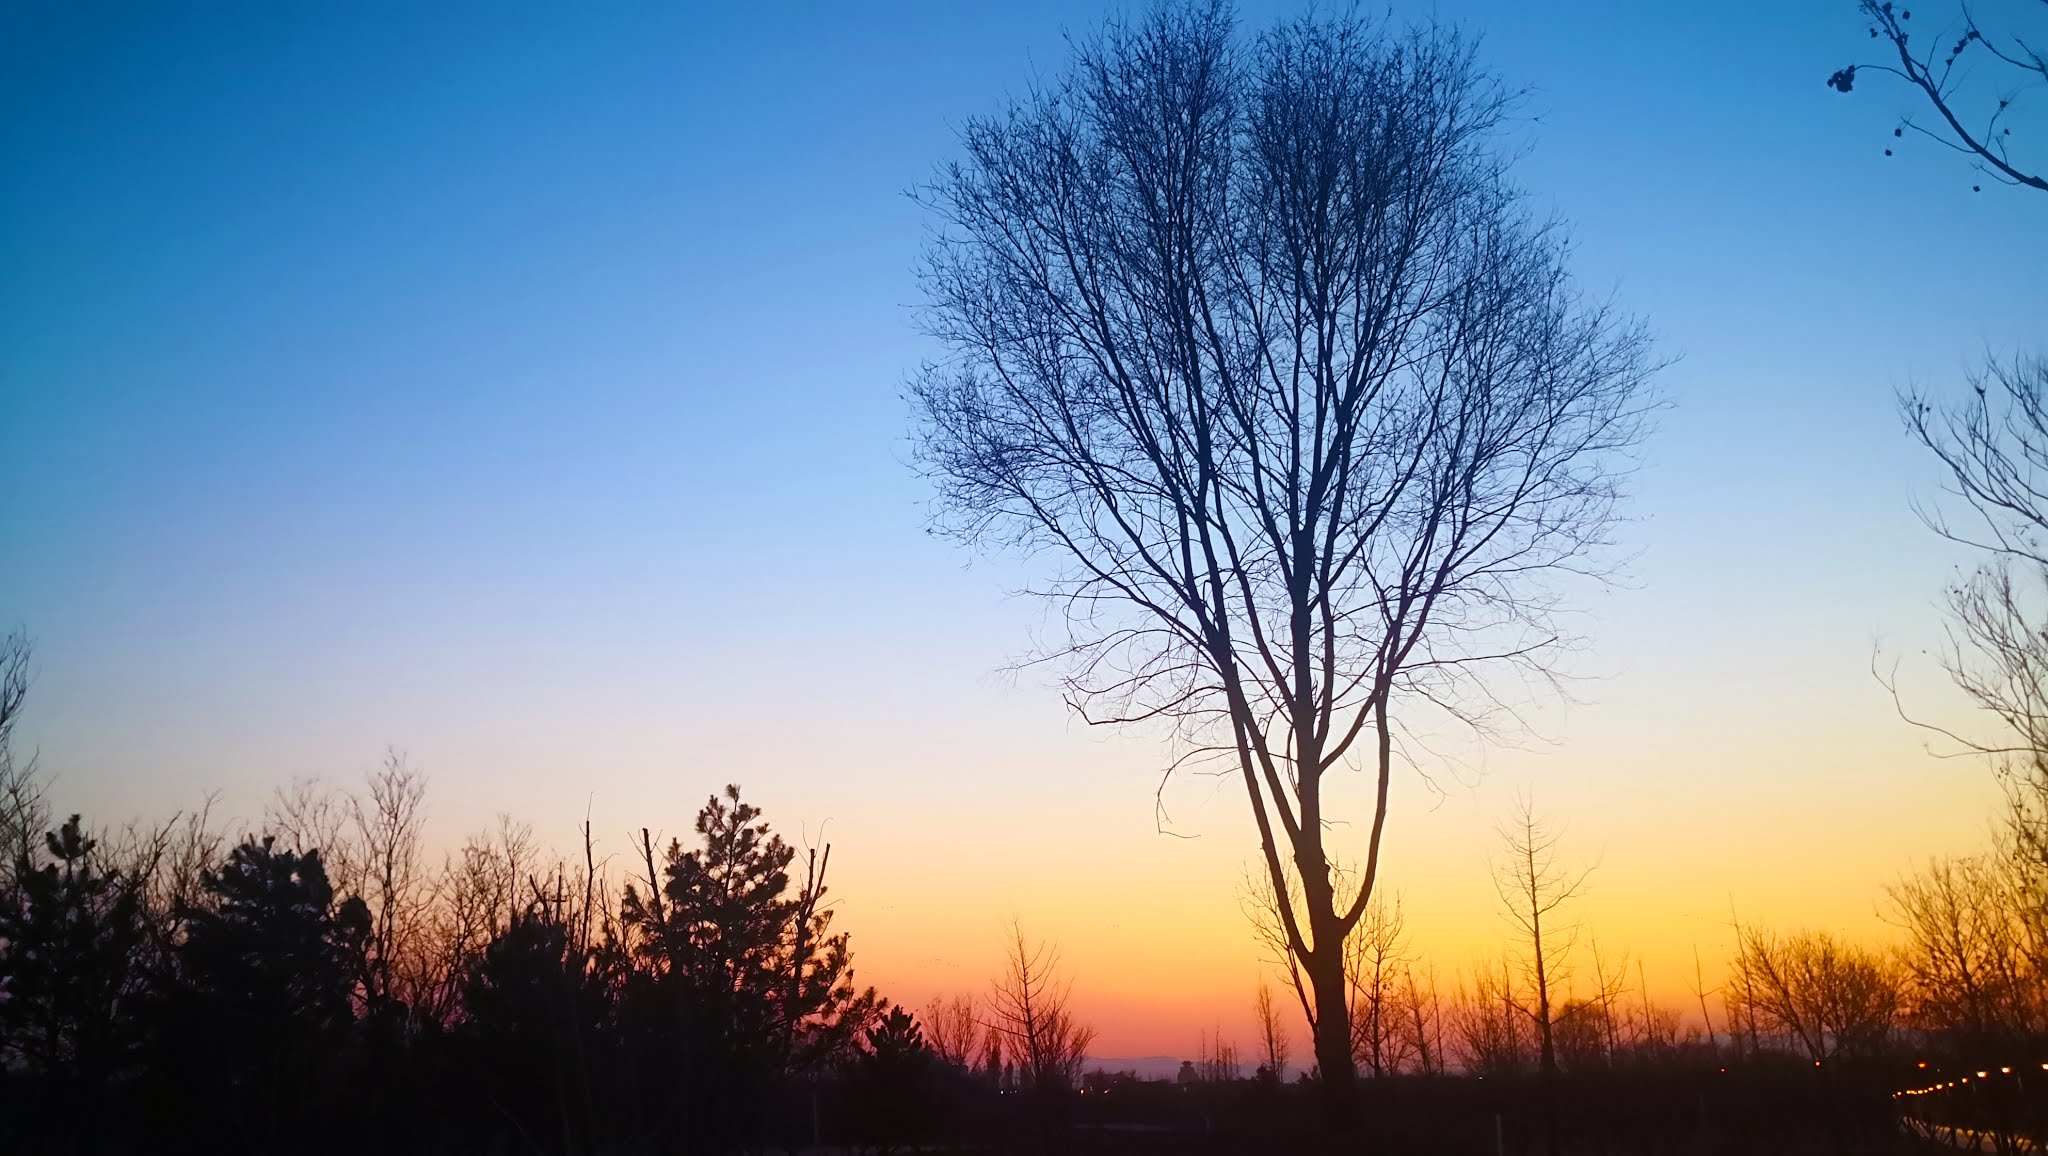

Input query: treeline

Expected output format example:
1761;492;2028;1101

0;656;1112;1156
1216;797;2048;1153
1270;837;2045;1086
0;764;861;1152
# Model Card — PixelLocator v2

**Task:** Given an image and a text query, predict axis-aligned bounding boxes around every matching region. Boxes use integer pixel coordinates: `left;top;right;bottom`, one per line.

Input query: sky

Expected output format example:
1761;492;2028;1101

3;1;2045;1060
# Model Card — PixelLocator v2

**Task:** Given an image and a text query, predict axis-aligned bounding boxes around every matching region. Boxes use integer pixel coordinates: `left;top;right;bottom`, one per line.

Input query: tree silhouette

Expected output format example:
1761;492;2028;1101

847;1005;941;1153
986;924;1094;1096
912;2;1655;1120
0;629;45;873
1492;801;1590;1156
1887;853;2045;1062
1347;895;1414;1078
625;785;879;1078
157;837;366;1149
1253;980;1291;1080
1828;1;2045;193
1728;927;1901;1066
458;903;617;1155
1401;964;1447;1076
1452;957;1532;1076
0;815;148;1154
921;992;982;1069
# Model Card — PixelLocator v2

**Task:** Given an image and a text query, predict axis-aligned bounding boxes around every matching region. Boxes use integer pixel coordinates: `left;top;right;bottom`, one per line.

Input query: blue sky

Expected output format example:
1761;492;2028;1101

2;1;2044;1052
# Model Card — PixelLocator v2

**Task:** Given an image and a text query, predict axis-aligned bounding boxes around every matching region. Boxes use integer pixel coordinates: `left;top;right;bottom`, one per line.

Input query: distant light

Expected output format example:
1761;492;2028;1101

2001;1067;2012;1074
1918;1061;1927;1069
1978;1071;1989;1078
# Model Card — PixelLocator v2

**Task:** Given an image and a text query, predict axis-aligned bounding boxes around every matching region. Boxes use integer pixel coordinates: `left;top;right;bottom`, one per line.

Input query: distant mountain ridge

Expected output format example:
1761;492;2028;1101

1083;1055;1185;1081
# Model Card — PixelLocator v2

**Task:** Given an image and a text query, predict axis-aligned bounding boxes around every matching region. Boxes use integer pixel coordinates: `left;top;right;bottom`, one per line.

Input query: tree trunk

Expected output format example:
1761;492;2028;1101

1305;938;1359;1132
1539;1025;1559;1156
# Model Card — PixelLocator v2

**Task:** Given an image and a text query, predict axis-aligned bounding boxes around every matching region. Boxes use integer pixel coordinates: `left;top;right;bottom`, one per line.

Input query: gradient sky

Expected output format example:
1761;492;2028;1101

4;1;2045;1059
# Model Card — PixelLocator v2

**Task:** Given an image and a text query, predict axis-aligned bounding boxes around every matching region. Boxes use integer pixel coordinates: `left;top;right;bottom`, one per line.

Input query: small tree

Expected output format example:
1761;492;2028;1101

986;925;1094;1094
623;785;880;1076
1401;964;1448;1076
1347;895;1414;1078
1253;979;1291;1080
849;1005;940;1153
922;992;983;1069
1493;800;1589;1156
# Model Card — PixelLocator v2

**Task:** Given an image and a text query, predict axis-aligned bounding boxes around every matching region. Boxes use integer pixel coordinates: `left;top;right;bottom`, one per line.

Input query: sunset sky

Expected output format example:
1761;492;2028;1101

4;1;2046;1060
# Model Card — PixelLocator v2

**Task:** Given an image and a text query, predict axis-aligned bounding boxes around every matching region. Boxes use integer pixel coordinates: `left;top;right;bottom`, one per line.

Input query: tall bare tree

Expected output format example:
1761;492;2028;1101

912;2;1654;1113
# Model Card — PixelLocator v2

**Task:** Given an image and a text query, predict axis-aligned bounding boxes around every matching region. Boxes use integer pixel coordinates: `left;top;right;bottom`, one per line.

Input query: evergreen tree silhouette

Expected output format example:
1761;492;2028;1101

618;785;880;1151
848;1005;940;1152
158;837;363;1152
458;905;619;1154
0;815;147;1155
625;786;879;1070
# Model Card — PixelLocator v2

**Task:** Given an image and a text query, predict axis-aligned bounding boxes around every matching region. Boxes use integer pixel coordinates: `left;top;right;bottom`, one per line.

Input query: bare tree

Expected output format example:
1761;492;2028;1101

1690;945;1721;1064
1551;998;1611;1075
1401;963;1447;1076
1728;926;1902;1066
986;924;1095;1094
265;753;432;1014
0;629;45;877
1451;957;1531;1076
923;993;983;1069
418;815;534;1024
913;3;1655;1113
1347;894;1413;1077
1884;354;2048;1049
1196;1026;1243;1082
1588;937;1633;1063
1253;979;1291;1079
1895;354;2048;977
1827;1;2045;194
1887;853;2046;1056
116;797;225;972
1492;800;1589;1156
1632;960;1680;1054
266;776;357;886
353;751;429;1011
